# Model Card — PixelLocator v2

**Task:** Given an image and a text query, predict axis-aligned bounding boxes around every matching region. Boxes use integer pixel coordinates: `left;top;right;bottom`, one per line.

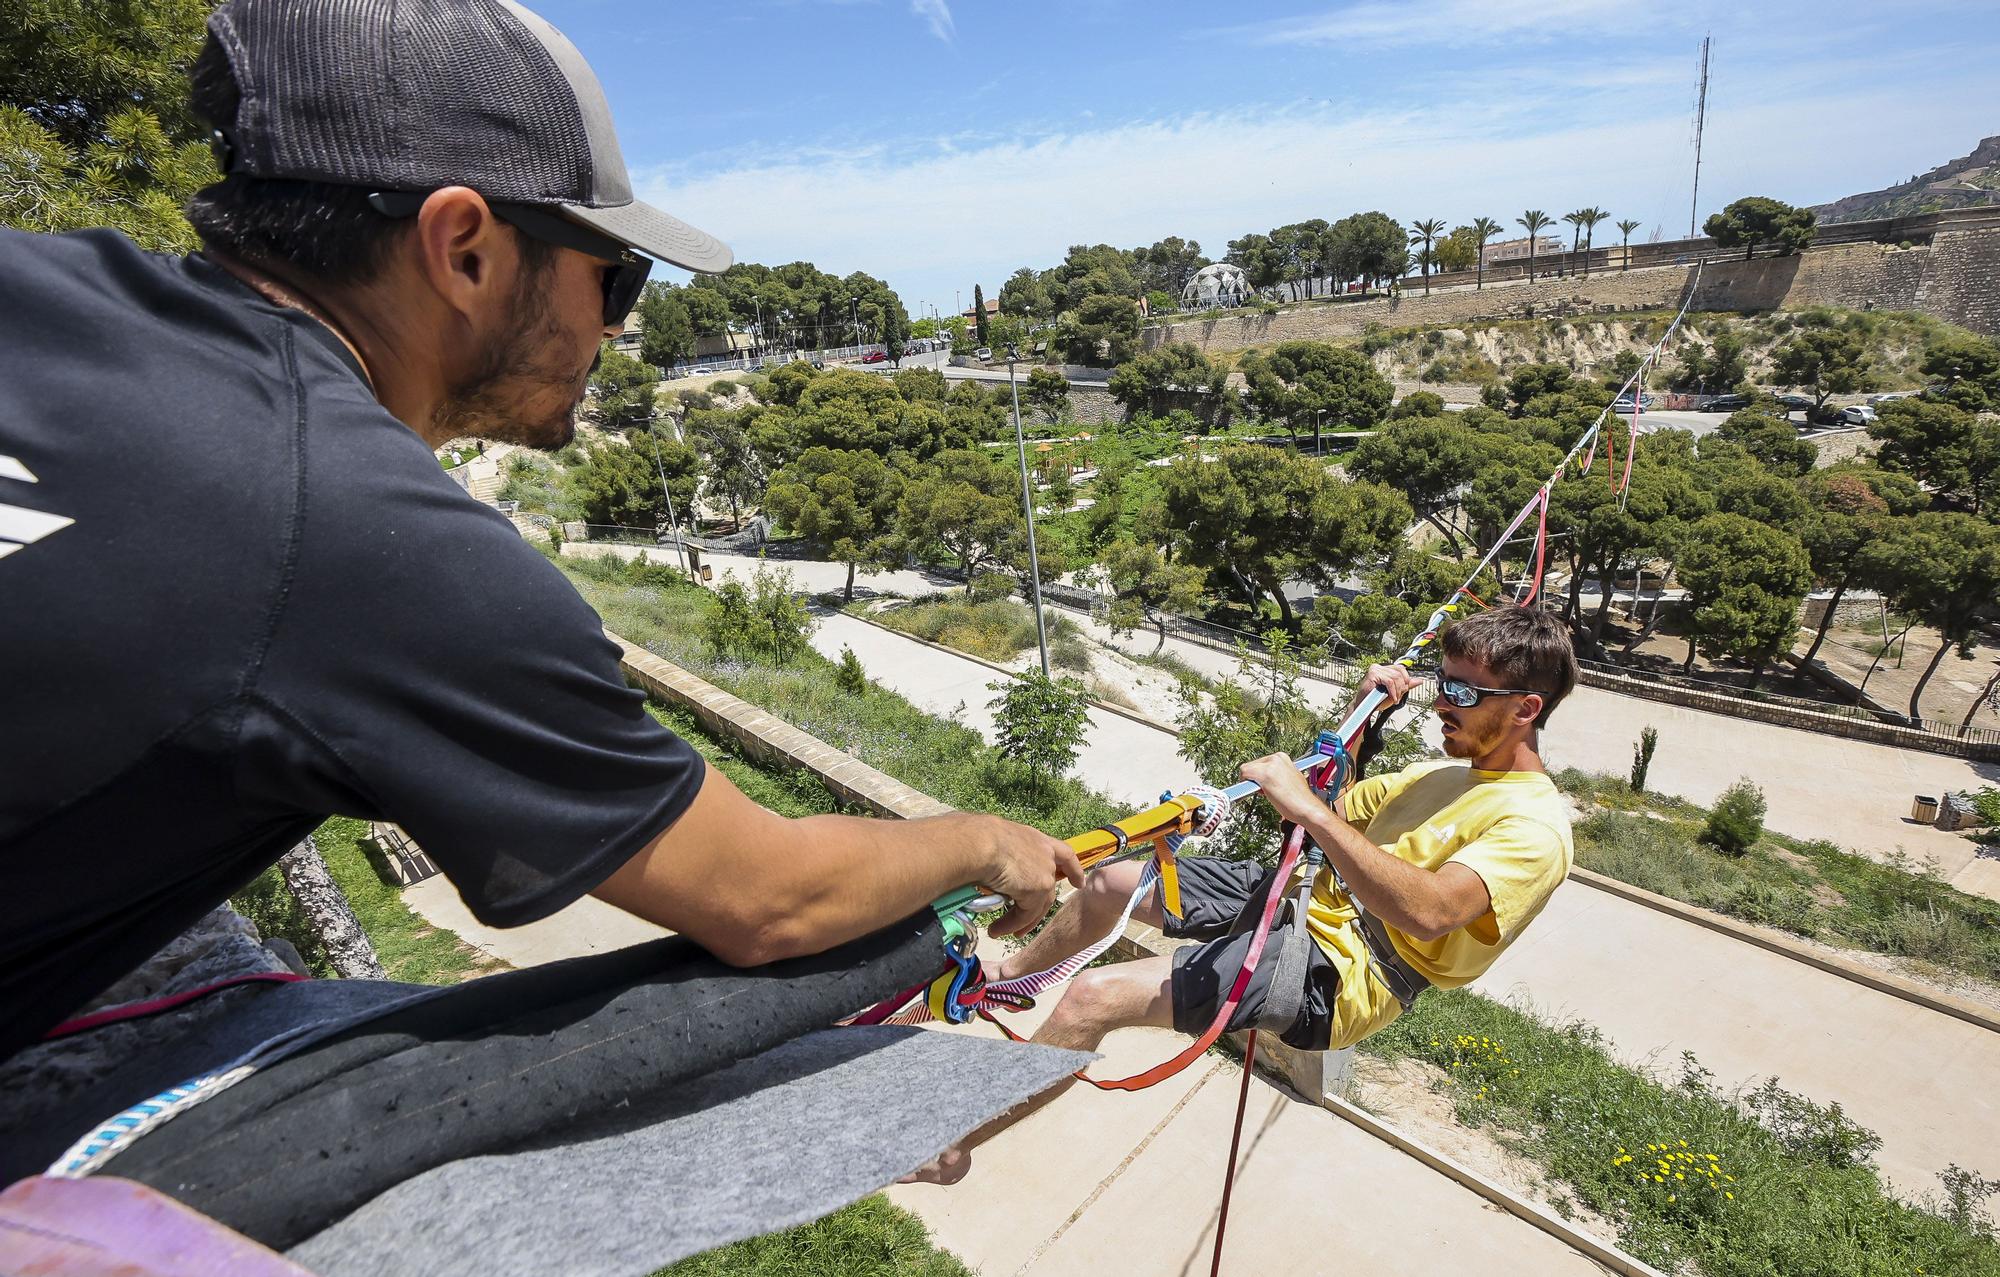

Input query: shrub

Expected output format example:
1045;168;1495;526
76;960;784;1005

1701;780;1767;855
705;565;815;665
988;670;1092;796
1629;726;1659;793
1970;787;2000;827
969;571;1018;603
834;645;868;695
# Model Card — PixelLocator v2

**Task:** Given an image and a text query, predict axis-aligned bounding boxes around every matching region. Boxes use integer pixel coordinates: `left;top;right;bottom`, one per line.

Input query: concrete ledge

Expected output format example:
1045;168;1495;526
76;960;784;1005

610;631;953;821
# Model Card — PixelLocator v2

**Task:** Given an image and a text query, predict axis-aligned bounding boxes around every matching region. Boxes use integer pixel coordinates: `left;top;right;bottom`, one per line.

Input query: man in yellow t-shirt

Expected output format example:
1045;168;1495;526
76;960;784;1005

908;606;1577;1186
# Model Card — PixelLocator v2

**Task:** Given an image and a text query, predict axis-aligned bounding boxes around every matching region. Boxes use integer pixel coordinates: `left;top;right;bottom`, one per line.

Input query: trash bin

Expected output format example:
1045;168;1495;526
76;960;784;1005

1911;795;1939;823
701;565;713;582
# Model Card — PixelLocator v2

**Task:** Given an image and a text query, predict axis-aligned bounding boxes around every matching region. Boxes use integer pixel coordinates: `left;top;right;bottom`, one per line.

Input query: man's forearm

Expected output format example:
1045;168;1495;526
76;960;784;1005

769;811;996;951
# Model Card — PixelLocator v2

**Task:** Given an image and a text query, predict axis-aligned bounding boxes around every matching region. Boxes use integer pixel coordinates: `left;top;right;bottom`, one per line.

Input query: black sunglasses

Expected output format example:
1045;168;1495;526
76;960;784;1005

366;192;651;328
1432;672;1537;709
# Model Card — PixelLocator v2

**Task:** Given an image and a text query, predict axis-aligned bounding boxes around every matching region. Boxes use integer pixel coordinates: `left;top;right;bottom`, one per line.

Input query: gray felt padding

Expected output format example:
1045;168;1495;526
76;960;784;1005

290;1027;1089;1277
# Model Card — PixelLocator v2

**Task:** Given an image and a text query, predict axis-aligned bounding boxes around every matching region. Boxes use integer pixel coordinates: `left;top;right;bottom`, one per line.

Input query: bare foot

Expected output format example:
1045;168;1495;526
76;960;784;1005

897;1145;972;1186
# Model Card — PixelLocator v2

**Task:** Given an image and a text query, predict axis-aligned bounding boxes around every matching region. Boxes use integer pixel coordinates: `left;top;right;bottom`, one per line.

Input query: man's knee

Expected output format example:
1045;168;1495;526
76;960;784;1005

1084;860;1161;927
1049;960;1174;1034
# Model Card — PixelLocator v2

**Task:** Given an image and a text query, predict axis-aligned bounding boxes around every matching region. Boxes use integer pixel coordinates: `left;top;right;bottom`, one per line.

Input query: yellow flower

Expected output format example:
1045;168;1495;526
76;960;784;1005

1654;1175;1664;1183
1667;1194;1675;1203
1679;1139;1688;1148
1724;1192;1734;1200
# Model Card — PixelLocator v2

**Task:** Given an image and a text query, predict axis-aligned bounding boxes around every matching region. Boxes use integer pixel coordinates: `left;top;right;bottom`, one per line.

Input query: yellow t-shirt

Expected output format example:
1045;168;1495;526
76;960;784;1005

1301;760;1572;1050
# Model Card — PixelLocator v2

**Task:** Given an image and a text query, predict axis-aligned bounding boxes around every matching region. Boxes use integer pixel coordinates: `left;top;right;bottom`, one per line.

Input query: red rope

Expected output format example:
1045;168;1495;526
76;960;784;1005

41;972;307;1041
1210;1028;1260;1277
1517;488;1550;607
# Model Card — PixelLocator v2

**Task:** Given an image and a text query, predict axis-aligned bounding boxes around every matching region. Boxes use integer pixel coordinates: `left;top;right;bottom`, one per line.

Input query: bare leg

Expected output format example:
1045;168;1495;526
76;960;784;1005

990;860;1162;983
902;955;1177;1185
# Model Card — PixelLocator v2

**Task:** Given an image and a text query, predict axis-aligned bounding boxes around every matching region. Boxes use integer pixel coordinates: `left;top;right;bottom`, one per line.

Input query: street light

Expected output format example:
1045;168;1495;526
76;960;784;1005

1006;348;1051;676
646;430;692;579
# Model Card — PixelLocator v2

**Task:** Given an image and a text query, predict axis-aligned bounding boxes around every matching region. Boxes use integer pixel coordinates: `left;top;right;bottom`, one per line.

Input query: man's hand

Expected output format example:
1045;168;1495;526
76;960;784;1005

972;817;1085;937
1238;753;1334;829
1353;663;1423;715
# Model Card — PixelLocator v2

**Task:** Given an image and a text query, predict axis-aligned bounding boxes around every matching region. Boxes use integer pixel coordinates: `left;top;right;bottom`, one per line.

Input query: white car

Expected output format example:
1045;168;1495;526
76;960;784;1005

973;347;993;362
1837;405;1878;426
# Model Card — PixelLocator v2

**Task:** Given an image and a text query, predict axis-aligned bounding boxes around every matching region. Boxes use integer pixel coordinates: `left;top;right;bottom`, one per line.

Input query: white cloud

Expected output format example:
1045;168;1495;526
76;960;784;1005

634;61;1993;312
1221;0;1640;49
910;0;954;43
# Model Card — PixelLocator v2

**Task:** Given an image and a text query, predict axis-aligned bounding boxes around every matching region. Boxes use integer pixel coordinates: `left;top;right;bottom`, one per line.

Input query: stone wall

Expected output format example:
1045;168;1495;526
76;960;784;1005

1149;213;2000;356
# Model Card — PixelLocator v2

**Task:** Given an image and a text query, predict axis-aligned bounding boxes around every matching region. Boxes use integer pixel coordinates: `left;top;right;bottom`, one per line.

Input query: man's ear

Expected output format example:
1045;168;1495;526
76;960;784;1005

411;186;509;322
1514;692;1544;730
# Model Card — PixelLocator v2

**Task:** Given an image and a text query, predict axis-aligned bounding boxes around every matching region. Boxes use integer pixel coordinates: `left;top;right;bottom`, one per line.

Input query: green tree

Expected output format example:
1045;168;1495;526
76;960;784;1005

1517;211;1554;282
1469;216;1503;289
752;368;973;468
1224;232;1286;292
1241;341;1393;445
1328;211;1408;289
998;267;1054;319
1055;293;1141;366
1715;409;1815;478
1107;342;1234;425
1676;512;1814;682
1408;218;1446;295
1156;445;1408;625
1870;396;2000;514
834;645;869;695
988;670;1092;797
0;0;214;250
1919;333;2000;413
1866;513;2000;721
1562;209;1588;275
1133;236;1208;299
1770;328;1876;417
686;408;762;530
1390;391;1446;420
1669;331;1750;395
635;281;696;370
895;449;1026;587
1795;467;1925;666
971;283;990;348
1025;367;1070;423
566;436;697;529
1434;225;1479;274
764;446;904;601
1098;538;1205;653
1348;417;1488;554
1578;207;1609;276
588;347;661;427
1614;218;1642;270
1703;196;1816;260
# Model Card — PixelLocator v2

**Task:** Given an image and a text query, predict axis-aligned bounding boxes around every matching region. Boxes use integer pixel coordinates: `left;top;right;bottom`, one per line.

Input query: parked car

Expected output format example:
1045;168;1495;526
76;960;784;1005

1867;390;1918;406
973;347;993;362
1840;404;1878;426
1610;392;1653;414
1775;393;1813;413
861;350;887;363
1700;392;1751;412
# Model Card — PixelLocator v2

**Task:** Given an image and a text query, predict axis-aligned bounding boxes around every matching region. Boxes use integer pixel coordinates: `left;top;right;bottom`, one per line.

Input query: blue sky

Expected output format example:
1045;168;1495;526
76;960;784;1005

531;0;1999;317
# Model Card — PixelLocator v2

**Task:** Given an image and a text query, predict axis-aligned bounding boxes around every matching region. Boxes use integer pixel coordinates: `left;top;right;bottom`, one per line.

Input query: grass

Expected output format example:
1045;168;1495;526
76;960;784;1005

1366;990;2000;1276
232;816;495;985
653;1196;972;1277
1557;770;2000;988
861;594;1093;673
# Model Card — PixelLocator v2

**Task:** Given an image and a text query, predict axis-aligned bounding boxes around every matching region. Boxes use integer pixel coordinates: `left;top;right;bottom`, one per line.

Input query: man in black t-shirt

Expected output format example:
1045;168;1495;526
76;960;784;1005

0;2;1080;1078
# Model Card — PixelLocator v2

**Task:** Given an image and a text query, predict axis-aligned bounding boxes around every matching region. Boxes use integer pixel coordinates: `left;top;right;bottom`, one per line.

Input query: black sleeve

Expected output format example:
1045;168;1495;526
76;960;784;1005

237;403;704;927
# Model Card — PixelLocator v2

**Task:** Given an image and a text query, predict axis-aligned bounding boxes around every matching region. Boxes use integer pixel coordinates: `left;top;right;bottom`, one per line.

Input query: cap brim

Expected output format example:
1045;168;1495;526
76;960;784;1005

565;198;733;274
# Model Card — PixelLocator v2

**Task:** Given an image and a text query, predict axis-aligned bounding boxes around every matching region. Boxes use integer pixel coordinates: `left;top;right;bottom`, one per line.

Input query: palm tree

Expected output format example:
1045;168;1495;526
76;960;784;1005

1408;218;1446;295
1518;210;1552;282
1615;218;1642;271
1578;208;1609;277
1562;209;1588;277
1470;216;1502;290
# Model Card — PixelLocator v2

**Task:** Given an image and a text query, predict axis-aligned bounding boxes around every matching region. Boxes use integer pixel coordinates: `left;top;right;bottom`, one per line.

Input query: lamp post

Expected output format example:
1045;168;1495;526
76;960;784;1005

1007;349;1051;676
647;430;692;579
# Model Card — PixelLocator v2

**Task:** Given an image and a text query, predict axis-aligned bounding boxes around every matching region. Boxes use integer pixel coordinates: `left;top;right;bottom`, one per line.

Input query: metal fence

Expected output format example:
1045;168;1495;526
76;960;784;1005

664;343;888;378
1574;657;2000;749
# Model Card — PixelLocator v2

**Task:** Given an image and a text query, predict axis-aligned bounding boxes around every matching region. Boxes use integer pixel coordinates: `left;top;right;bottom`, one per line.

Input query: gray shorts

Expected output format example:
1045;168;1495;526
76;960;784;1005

1159;856;1338;1051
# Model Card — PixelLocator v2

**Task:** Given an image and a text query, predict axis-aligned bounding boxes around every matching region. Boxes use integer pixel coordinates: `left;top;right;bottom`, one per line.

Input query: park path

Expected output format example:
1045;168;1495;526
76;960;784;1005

684;552;2000;1206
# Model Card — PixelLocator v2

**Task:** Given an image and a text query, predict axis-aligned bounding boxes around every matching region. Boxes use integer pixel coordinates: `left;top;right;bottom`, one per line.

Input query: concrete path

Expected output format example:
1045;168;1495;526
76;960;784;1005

718;594;2000;1204
888;960;1615;1277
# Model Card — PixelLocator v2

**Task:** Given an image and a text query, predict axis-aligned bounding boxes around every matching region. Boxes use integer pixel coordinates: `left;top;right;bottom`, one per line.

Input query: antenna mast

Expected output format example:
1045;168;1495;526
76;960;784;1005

1689;35;1710;239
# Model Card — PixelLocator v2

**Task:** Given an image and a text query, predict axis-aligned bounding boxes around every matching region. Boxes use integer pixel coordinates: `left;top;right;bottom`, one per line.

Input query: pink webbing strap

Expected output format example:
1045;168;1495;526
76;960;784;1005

984;825;1306;1093
41;972;307;1042
1516;487;1550;607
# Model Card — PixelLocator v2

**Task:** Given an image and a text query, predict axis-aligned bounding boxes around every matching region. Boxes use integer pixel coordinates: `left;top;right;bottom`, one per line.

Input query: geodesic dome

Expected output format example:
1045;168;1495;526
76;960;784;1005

1182;262;1252;307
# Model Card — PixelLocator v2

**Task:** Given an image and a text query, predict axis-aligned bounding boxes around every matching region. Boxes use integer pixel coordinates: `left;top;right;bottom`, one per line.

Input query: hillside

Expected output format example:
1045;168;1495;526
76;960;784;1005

1813;134;2000;223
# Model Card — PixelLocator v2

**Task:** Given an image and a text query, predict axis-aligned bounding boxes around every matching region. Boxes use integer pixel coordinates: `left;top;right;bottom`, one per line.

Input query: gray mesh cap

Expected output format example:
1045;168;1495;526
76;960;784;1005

205;0;731;273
